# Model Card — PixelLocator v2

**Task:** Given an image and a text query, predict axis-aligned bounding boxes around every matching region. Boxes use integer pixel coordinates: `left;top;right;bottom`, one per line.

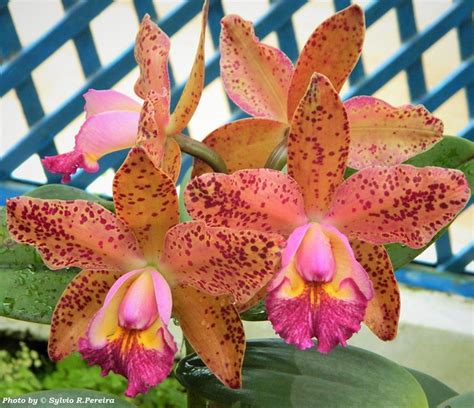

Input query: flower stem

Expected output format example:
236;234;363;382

175;134;228;174
264;130;288;170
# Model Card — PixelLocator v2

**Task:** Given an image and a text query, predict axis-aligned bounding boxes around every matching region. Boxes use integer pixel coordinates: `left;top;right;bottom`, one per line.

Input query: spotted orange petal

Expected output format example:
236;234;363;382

6;197;145;271
192;118;289;177
345;96;444;169
288;73;350;219
287;4;365;118
220;14;293;122
173;285;245;389
167;0;209;135
113;147;179;264
324;165;470;248
135;93;170;176
161;222;284;304
351;240;399;340
137;91;168;151
185;169;308;235
134;14;171;115
236;286;267;314
48;269;121;361
161;136;182;183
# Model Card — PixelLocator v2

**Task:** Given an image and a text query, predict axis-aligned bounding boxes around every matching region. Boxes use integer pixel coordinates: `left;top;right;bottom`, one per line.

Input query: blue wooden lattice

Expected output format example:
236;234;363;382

0;0;473;296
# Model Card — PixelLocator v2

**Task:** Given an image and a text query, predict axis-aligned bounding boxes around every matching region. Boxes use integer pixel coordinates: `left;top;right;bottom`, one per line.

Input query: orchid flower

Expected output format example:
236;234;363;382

185;73;470;351
193;4;443;176
43;0;209;183
7;145;283;396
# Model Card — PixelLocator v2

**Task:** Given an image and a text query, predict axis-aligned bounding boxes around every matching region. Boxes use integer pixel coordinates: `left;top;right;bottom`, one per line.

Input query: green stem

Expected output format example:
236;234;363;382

264;130;288;170
175;134;228;174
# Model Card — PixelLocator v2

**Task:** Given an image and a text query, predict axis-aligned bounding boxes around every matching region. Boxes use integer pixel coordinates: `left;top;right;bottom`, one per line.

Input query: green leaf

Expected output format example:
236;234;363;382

437;392;474;408
406;368;457;408
239;300;267;321
176;339;428;408
0;206;76;324
25;184;115;212
178;166;193;222
0;265;76;324
3;389;135;407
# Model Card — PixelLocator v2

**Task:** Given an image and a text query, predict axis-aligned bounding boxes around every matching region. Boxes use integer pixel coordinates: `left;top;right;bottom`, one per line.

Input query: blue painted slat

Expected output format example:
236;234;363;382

456;4;474;119
274;17;299;62
437;243;474;273
434;233;453;264
62;0;102;78
396;267;474;297
416;58;474;111
459;120;474;141
344;0;473;99
364;0;404;27
0;6;60;183
270;0;299;62
133;0;157;21
0;181;41;203
395;0;427;101
208;0;224;48
0;0;112;96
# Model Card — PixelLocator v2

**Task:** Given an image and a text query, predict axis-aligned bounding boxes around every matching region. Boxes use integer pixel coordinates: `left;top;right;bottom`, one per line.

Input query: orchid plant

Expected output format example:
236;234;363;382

2;2;472;407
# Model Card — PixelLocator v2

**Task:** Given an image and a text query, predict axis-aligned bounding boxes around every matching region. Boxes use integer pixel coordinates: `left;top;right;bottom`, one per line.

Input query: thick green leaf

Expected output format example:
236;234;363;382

406;368;457;408
25;184;115;212
0;265;76;324
176;339;428;408
240;300;267;321
3;389;134;407
437;392;474;408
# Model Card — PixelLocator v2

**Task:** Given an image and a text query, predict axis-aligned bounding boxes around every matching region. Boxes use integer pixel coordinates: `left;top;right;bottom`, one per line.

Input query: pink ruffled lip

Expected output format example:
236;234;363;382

79;324;177;397
266;222;373;353
78;268;176;396
42;150;99;183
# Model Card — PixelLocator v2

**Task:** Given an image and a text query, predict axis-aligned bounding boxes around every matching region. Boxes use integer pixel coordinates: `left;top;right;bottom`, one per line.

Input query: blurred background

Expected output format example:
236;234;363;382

0;0;473;399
